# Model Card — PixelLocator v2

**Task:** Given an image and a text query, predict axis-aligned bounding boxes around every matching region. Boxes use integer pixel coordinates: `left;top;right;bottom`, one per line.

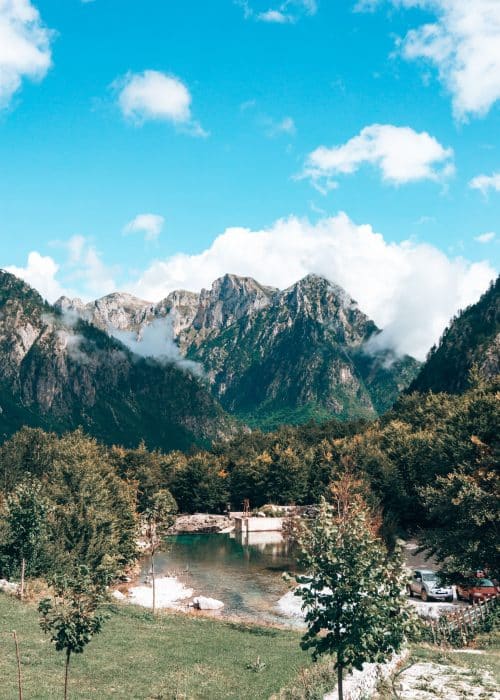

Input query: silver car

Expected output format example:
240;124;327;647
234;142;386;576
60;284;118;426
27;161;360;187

407;569;453;602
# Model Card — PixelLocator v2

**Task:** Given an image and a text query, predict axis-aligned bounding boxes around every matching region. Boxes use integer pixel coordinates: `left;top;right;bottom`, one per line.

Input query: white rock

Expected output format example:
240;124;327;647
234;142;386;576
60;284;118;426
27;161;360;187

0;579;19;594
192;596;224;610
112;590;126;600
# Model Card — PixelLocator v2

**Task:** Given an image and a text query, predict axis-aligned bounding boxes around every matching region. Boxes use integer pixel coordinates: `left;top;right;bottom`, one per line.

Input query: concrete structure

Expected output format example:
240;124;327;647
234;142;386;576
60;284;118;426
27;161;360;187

233;516;284;534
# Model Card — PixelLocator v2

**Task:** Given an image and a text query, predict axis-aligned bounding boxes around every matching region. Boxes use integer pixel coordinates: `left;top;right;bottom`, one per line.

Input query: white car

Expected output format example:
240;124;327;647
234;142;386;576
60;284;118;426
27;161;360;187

407;569;453;602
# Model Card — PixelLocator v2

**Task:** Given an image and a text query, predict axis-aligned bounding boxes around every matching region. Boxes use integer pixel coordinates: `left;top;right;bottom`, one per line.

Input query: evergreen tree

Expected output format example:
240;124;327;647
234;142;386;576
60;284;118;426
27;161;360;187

3;476;50;597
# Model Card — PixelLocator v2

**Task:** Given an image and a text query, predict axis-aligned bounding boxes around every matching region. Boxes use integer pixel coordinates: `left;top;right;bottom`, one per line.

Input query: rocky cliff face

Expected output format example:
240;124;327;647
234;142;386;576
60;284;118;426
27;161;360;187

0;271;231;450
55;272;420;429
408;276;499;395
184;274;419;427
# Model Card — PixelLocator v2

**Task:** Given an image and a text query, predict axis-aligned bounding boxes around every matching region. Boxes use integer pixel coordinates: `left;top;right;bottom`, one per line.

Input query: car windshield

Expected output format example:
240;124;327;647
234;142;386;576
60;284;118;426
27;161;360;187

422;573;438;582
478;579;494;587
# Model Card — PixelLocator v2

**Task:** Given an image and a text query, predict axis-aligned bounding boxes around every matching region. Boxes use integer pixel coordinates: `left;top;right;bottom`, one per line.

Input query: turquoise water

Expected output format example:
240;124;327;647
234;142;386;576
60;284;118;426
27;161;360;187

143;532;299;624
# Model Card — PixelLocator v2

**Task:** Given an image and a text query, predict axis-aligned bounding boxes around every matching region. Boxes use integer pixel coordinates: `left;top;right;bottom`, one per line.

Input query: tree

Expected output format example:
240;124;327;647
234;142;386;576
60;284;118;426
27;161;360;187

170;453;228;513
291;490;413;700
4;477;50;598
143;489;177;615
48;430;138;577
420;436;500;579
38;566;109;700
266;443;307;504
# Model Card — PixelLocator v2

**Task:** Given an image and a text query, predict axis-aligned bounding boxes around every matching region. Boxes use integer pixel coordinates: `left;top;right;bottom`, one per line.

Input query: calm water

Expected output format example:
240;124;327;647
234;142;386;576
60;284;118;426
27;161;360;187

140;532;300;624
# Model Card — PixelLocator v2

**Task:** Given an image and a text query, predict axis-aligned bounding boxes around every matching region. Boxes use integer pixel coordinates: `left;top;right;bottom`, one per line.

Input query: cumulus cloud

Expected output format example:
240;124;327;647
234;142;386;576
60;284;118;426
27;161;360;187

123;213;165;241
109;317;202;375
8;216;496;361
128;213;495;360
62;235;117;298
366;1;500;120
0;0;53;109
469;172;500;196
301;124;454;190
116;70;206;136
8;236;117;302
475;232;496;244
6;251;66;301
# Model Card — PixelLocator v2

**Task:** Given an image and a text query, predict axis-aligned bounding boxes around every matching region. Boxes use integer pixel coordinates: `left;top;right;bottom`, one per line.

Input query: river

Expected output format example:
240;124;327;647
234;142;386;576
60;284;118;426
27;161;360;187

139;531;301;625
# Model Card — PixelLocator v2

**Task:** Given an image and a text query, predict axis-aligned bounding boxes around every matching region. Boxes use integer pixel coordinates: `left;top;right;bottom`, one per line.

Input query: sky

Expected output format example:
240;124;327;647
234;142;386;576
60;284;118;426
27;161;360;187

1;0;499;359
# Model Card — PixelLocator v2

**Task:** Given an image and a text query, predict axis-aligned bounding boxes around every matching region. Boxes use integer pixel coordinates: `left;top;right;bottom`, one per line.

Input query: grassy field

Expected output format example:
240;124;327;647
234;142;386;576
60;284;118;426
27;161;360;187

0;592;317;700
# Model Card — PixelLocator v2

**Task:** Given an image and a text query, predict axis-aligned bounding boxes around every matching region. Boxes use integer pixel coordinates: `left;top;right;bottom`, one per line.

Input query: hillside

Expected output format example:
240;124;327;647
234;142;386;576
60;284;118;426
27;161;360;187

0;270;231;450
409;276;499;394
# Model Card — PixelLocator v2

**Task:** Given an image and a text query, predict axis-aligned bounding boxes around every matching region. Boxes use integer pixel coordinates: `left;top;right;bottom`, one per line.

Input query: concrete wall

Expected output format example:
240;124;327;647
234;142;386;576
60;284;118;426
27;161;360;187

234;516;284;533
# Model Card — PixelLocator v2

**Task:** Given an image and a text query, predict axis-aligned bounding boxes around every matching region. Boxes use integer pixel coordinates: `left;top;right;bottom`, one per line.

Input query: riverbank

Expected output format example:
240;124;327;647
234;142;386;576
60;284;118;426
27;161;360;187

0;592;314;699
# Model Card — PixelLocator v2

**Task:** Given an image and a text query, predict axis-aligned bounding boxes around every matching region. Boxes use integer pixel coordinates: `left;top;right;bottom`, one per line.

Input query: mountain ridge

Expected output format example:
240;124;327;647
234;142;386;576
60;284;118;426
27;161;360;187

0;270;232;450
55;272;421;429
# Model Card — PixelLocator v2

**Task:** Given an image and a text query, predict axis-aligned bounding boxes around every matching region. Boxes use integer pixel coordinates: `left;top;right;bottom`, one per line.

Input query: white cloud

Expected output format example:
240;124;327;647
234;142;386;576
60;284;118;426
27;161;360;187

8;216;495;360
6;251;65;301
61;235;117;298
239;0;317;23
469;172;500;196
379;0;500;120
301;124;454;189
8;236;117;302
123;213;165;241
474;231;496;244
272;116;296;135
109;318;202;375
0;0;53;109
128;213;495;360
258;10;290;22
116;70;206;136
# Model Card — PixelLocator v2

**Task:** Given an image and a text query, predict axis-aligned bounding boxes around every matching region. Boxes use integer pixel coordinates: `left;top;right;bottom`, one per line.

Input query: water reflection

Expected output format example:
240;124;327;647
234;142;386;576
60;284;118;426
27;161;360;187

142;532;299;624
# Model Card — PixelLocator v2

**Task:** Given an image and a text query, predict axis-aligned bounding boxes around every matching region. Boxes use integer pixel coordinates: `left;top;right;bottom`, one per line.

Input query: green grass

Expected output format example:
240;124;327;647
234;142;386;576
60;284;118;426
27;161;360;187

0;592;314;699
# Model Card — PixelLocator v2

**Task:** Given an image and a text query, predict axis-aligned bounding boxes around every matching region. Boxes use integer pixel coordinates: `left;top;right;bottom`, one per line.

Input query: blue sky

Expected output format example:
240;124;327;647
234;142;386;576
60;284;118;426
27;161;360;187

1;0;499;357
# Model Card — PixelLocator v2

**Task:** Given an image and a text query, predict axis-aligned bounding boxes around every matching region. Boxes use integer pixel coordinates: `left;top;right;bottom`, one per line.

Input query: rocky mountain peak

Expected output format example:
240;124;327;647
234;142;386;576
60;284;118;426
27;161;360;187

54;296;86;314
192;274;278;333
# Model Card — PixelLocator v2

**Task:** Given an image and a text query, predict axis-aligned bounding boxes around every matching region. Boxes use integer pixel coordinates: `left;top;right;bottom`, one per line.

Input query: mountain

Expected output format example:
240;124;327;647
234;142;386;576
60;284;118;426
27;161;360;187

0;270;231;450
59;273;420;429
408;276;500;395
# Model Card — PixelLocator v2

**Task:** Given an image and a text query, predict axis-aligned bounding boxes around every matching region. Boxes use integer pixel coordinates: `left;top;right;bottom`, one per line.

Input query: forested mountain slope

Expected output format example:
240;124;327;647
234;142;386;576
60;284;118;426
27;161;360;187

0;270;231;450
409;276;499;394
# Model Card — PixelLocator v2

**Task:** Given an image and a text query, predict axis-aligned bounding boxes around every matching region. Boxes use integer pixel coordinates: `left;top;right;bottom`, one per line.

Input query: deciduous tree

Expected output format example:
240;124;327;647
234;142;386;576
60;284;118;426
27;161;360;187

292;491;413;700
143;489;177;614
39;566;109;700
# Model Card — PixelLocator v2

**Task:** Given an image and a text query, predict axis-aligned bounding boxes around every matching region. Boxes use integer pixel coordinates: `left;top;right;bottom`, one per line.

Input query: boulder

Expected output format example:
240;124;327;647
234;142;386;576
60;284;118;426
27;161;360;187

192;596;224;610
170;514;232;534
112;590;126;601
0;579;19;594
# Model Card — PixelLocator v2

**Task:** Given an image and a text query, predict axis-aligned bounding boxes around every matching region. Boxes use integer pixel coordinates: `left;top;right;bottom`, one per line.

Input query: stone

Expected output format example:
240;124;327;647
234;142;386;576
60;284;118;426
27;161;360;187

0;579;19;594
192;596;224;610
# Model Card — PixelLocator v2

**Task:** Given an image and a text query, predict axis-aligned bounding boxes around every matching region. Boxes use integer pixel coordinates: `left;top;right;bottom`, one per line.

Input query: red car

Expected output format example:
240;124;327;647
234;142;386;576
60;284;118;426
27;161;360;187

456;578;498;603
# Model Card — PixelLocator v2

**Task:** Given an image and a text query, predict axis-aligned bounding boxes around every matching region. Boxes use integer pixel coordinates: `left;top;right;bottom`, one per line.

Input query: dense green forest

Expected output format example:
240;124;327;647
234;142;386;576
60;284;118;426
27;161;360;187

1;373;498;583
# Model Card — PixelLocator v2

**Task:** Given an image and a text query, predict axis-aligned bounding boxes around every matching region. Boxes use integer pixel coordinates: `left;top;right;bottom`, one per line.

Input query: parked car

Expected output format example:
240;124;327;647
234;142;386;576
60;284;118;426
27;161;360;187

456;578;498;603
407;569;453;602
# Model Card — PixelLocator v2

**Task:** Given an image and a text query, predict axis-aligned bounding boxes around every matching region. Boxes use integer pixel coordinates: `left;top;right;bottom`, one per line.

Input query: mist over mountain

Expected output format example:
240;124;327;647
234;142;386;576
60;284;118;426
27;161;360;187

58;272;421;430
